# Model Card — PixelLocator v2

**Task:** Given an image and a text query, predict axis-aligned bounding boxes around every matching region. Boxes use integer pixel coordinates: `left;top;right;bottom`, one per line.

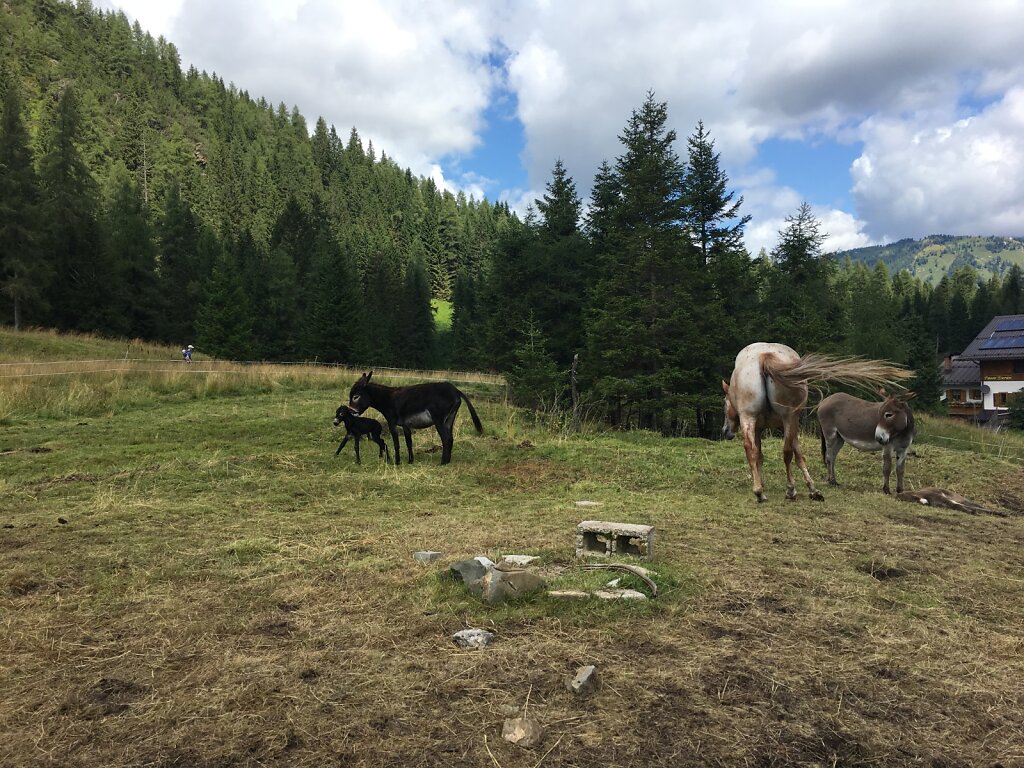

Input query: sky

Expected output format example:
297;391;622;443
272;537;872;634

97;0;1024;256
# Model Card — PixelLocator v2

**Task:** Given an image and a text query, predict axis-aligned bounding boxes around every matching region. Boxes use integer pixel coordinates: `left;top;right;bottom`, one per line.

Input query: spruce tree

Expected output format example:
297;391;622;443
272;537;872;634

39;85;103;331
158;182;201;342
195;250;256;360
0;73;47;329
583;92;699;431
396;255;435;369
508;313;562;411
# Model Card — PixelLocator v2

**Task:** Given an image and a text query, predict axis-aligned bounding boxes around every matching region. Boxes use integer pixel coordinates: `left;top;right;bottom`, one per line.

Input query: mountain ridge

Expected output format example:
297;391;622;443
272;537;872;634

836;235;1024;284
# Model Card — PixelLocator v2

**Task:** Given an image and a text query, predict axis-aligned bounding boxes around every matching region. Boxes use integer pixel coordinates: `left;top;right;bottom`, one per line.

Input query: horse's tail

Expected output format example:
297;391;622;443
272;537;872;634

763;353;912;393
457;388;484;434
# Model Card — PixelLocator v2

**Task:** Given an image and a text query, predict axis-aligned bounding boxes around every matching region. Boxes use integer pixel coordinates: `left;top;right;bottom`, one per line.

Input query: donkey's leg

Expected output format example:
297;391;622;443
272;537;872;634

388;424;402;465
881;445;893;494
740;417;767;503
335;434;350;457
353;435;362;464
823;433;845;486
373;429;389;462
894;442;910;494
403;427;415;464
435;422;454;465
787;421;824;501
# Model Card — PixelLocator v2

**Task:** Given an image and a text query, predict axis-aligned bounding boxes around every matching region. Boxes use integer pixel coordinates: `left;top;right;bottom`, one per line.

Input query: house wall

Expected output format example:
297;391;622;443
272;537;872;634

979;360;1024;409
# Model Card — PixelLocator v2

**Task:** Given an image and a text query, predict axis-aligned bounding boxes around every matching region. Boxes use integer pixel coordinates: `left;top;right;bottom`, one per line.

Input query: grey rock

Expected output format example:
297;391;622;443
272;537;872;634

413;550;443;564
502;717;544;747
566;665;598;695
480;567;546;605
452;628;495;649
448;559;490;594
474;555;495;568
575;500;603;508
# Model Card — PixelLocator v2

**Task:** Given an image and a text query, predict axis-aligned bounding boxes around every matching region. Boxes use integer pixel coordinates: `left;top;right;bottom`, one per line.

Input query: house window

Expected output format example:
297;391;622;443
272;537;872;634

995;392;1008;407
969;389;982;401
1014;360;1024;374
950;389;962;403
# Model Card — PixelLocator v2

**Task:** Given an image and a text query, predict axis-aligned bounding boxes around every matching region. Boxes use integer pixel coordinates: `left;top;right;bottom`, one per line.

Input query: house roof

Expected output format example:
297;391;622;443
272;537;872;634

960;314;1024;361
942;356;981;387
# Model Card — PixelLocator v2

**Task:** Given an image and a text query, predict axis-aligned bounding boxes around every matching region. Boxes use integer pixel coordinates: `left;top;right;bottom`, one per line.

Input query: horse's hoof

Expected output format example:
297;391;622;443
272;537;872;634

882;487;891;495
828;479;839;487
755;493;768;503
810;491;825;502
786;491;798;501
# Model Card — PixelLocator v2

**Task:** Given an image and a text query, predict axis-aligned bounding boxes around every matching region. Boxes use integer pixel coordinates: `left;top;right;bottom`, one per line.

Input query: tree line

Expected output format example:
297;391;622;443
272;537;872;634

2;1;1023;436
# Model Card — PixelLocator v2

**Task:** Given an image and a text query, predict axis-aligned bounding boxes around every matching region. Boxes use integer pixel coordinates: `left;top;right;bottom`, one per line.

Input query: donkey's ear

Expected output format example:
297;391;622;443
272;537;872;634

900;391;917;402
721;379;730;394
366;371;373;382
878;386;888;397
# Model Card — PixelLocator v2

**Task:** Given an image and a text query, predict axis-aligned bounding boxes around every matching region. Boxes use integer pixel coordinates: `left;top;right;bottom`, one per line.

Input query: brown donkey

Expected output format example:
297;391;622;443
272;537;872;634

818;388;915;494
722;343;911;503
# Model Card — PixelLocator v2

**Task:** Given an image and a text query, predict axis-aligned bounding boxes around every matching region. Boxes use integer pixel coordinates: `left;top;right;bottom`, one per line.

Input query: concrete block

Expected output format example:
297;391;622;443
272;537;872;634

575;520;654;559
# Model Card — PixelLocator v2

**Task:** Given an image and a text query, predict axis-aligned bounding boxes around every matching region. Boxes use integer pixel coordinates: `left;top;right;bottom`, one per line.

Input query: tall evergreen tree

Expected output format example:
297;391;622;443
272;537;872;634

583;92;700;431
0;73;47;329
158;182;202;342
301;230;362;363
395;255;435;369
763;202;839;351
195;249;256;360
39;85;103;330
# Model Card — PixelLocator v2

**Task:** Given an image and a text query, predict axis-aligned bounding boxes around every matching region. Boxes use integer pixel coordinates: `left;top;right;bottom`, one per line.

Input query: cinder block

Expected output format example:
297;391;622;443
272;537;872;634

575;520;654;559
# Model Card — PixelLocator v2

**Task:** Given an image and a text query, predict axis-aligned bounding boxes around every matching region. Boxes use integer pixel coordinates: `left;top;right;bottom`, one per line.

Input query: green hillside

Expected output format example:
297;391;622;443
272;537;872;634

838;235;1024;284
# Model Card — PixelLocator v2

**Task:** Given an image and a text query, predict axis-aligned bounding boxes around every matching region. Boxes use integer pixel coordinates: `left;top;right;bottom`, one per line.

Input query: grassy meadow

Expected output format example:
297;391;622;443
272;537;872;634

2;328;1023;767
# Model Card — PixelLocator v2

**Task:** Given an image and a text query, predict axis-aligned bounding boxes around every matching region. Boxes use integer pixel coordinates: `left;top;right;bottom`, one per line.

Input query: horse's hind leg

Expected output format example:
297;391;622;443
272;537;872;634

741;417;767;503
785;421;824;501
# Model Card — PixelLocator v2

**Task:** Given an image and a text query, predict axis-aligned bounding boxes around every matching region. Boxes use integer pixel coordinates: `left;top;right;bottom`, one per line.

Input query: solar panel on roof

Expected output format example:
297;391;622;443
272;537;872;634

980;337;1024;349
994;317;1024;332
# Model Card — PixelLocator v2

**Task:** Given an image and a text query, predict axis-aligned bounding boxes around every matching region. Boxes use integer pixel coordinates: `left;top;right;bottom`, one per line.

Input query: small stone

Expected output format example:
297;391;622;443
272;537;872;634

474;555;495;568
413;550;442;564
548;589;591;600
502;717;544;748
605;578;622;588
452;628;495;649
500;554;539;567
575;500;603;508
566;665;598;695
592;588;648;601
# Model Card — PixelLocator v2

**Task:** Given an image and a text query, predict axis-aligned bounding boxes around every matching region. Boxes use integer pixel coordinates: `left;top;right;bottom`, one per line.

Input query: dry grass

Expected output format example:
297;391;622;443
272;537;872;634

1;332;1023;767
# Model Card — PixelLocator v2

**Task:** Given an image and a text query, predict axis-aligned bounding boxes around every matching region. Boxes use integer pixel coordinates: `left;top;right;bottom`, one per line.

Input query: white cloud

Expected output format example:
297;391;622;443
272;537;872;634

97;0;1024;251
852;88;1024;240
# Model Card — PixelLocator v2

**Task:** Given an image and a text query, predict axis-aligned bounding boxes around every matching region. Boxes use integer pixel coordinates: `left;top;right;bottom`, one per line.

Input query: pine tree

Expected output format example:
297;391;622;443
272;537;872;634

396;255;435;369
763;202;839;351
158;182;201;342
508;313;562;411
39;85;103;331
102;164;162;338
583;92;699;431
0;73;47;329
195;249;256;360
301;230;362;363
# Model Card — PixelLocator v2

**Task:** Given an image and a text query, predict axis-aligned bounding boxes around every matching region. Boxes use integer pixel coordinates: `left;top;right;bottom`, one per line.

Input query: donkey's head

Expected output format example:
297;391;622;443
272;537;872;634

721;380;738;440
348;371;374;414
333;404;357;427
874;388;915;445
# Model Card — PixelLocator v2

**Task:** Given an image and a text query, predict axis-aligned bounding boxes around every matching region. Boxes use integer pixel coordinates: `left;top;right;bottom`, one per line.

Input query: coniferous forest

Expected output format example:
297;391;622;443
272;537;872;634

2;0;1024;435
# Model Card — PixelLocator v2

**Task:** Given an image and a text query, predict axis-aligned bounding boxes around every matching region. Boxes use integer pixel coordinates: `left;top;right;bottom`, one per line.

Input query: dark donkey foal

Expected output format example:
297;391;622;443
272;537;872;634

818;388;915;494
347;371;483;465
333;405;390;464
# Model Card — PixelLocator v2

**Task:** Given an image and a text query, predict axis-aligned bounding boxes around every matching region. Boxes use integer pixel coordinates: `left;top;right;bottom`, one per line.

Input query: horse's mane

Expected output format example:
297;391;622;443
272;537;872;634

762;353;912;394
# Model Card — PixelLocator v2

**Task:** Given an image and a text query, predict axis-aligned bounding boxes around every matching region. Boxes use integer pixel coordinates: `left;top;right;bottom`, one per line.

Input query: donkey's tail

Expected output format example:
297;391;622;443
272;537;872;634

763;353;912;393
458;389;484;434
